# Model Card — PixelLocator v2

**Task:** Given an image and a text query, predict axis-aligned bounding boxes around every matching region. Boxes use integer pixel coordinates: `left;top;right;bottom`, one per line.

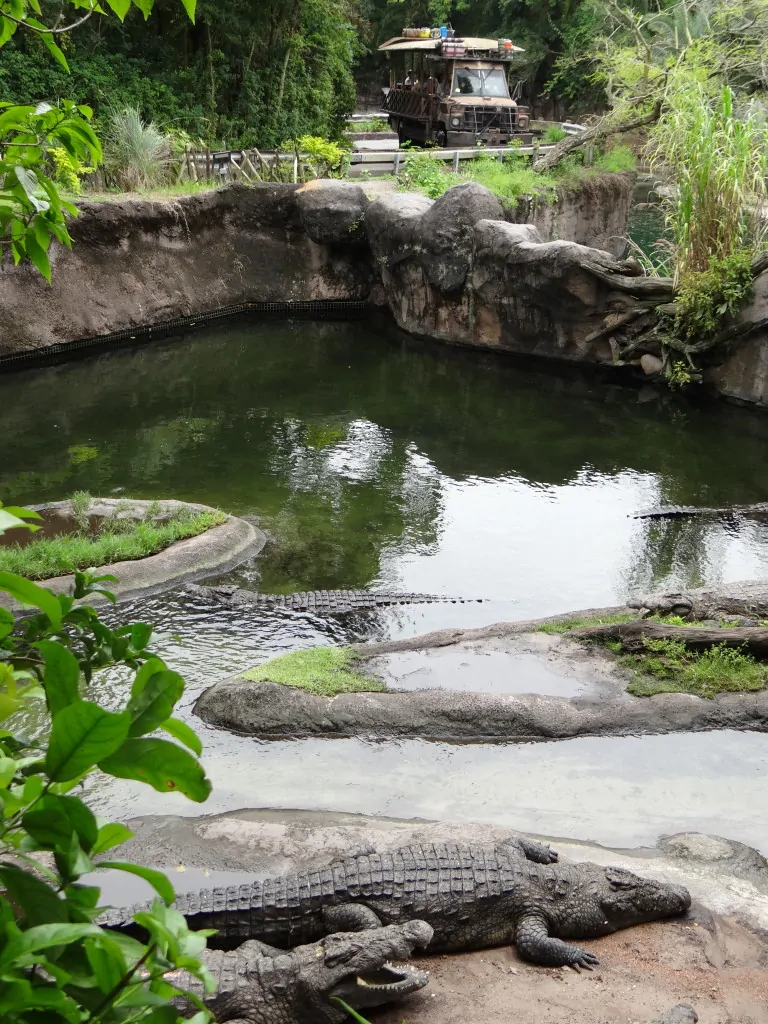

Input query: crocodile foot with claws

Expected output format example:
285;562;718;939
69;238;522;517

173;921;432;1023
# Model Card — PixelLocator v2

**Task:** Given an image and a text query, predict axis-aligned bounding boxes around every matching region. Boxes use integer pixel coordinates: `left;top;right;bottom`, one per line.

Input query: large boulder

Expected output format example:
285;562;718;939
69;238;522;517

365;192;434;267
419;182;504;292
295;179;370;245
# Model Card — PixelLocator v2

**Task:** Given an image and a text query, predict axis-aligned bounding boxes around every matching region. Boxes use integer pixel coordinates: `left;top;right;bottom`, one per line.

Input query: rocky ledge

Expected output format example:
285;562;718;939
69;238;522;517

194;589;768;742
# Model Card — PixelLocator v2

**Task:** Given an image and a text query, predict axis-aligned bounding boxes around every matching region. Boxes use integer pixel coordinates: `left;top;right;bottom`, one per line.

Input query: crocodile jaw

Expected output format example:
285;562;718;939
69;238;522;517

331;962;429;1009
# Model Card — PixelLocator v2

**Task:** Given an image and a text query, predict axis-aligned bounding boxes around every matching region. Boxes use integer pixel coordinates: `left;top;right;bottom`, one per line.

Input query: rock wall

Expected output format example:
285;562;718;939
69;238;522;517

0;180;374;354
366;181;673;363
507;171;635;258
4;173;767;408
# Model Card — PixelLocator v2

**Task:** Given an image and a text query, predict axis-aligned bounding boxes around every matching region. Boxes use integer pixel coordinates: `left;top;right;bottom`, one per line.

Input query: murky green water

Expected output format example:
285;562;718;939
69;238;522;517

5;316;768;850
5;318;768;607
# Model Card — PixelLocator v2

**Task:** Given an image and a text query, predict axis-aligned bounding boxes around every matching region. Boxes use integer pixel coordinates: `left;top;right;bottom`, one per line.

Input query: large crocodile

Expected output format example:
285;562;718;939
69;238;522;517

172;922;432;1022
105;841;690;969
188;583;485;615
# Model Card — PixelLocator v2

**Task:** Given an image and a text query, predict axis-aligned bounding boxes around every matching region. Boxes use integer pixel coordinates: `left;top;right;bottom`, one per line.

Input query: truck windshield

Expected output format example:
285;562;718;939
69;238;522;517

452;68;509;98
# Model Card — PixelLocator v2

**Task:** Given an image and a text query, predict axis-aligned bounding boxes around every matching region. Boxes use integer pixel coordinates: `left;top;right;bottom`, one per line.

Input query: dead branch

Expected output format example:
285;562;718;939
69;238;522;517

531;101;662;173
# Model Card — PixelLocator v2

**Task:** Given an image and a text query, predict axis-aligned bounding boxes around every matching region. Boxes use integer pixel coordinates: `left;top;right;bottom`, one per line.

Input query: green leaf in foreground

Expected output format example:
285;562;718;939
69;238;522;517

94;861;175;904
91;821;134;855
36;639;81;715
160;716;203;756
0;571;61;625
127;669;184;737
99;737;212;802
46;701;130;781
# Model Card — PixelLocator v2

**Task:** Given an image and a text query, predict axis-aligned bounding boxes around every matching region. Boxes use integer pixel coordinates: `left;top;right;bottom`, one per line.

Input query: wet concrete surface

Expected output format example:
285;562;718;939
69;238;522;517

368;631;623;697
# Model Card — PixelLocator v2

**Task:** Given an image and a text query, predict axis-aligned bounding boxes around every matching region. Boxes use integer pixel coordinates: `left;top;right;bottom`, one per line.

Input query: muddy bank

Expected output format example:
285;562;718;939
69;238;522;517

97;813;768;1024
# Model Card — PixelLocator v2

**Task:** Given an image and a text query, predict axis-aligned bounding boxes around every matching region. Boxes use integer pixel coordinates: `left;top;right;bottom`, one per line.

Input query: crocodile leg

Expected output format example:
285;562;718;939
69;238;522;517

504;836;559;864
322;904;383;932
515;915;599;969
237;939;286;959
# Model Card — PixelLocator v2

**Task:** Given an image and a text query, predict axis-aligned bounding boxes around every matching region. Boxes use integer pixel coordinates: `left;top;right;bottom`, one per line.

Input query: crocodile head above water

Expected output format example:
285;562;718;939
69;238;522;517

551;865;692;939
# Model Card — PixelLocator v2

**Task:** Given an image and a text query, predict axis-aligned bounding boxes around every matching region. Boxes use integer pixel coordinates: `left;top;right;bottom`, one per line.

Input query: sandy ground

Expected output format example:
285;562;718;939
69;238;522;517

374;917;768;1024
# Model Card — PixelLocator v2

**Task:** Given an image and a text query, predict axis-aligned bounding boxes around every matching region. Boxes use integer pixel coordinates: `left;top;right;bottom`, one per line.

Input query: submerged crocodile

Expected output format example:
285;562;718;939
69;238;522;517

188;583;485;614
105;841;690;969
172;923;432;1023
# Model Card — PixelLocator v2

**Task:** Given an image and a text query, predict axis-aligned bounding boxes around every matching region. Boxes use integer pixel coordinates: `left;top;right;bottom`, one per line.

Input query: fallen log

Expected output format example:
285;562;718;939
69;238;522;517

570;619;768;659
531;101;662;173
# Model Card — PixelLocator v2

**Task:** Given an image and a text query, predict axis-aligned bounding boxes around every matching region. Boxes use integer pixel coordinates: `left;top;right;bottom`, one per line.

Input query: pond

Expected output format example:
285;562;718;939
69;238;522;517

3;318;768;850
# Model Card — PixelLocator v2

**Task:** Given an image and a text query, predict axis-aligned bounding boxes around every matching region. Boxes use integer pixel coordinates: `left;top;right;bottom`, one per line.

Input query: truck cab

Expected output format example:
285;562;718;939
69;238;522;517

379;34;532;148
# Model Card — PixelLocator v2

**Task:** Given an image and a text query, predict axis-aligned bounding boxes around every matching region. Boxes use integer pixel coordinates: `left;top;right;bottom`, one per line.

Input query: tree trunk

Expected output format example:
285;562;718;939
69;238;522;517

570;619;768;659
531;102;662;173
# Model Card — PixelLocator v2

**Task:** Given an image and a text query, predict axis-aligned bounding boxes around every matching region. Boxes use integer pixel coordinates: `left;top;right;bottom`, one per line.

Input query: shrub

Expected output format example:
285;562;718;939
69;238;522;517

0;502;215;1024
103;106;170;190
542;124;568;143
397;152;454;198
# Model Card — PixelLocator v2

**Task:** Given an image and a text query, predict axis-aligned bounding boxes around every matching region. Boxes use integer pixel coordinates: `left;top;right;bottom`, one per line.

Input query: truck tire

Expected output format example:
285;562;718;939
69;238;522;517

435;125;448;148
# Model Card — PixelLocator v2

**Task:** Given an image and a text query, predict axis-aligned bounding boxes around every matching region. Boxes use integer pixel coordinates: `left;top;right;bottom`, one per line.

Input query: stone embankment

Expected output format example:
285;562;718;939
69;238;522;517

2;176;767;405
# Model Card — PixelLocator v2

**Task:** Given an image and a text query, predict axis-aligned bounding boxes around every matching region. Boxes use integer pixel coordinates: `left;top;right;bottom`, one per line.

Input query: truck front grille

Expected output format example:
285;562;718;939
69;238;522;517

462;107;516;133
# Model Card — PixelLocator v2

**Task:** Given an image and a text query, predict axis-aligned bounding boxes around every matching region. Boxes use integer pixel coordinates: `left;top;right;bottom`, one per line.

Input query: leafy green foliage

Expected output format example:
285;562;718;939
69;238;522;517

0;100;100;280
0;505;226;578
242;644;384;696
397;151;455;198
0;502;215;1024
670;248;755;346
0;0;198;274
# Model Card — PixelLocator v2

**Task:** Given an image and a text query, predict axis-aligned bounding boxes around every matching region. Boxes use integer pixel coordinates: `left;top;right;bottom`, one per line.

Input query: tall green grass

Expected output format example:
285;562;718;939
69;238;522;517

648;85;768;284
103;107;170;191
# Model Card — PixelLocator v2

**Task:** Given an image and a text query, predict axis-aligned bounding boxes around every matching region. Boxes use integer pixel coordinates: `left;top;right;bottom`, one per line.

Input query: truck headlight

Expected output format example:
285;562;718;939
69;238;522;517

517;115;529;130
451;117;461;126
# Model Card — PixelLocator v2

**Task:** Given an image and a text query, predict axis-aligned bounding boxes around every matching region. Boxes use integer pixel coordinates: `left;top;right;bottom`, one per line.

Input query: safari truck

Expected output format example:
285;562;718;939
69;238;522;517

379;30;532;148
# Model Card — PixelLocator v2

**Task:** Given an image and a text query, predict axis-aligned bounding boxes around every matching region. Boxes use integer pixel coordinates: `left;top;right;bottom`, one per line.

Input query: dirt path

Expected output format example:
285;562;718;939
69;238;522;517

375;917;767;1024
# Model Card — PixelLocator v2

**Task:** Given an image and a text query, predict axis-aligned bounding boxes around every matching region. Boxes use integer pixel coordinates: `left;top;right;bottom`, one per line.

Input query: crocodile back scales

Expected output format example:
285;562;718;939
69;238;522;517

103;843;566;951
188;585;485;614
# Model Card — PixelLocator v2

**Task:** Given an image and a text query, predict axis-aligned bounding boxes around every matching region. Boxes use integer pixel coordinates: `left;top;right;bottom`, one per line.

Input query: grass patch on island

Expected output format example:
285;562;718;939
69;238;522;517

623;637;768;698
540;612;768;698
242;645;384;697
538;612;637;634
0;495;226;579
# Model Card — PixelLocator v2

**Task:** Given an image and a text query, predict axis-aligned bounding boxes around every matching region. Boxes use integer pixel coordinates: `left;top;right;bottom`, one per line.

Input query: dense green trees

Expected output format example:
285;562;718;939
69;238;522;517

0;0;361;147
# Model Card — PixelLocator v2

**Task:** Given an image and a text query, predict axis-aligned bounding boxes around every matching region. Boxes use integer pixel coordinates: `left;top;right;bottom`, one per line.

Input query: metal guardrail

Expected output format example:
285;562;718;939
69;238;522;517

348;143;557;177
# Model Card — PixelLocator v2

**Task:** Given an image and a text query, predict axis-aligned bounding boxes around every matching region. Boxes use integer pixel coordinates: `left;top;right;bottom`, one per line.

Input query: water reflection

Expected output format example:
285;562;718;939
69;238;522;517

4;320;768;608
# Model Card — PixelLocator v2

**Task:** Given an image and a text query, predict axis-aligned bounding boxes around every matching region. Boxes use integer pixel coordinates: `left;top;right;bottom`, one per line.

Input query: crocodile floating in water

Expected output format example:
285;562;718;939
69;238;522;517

172;922;431;1023
188;583;486;614
104;841;690;969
